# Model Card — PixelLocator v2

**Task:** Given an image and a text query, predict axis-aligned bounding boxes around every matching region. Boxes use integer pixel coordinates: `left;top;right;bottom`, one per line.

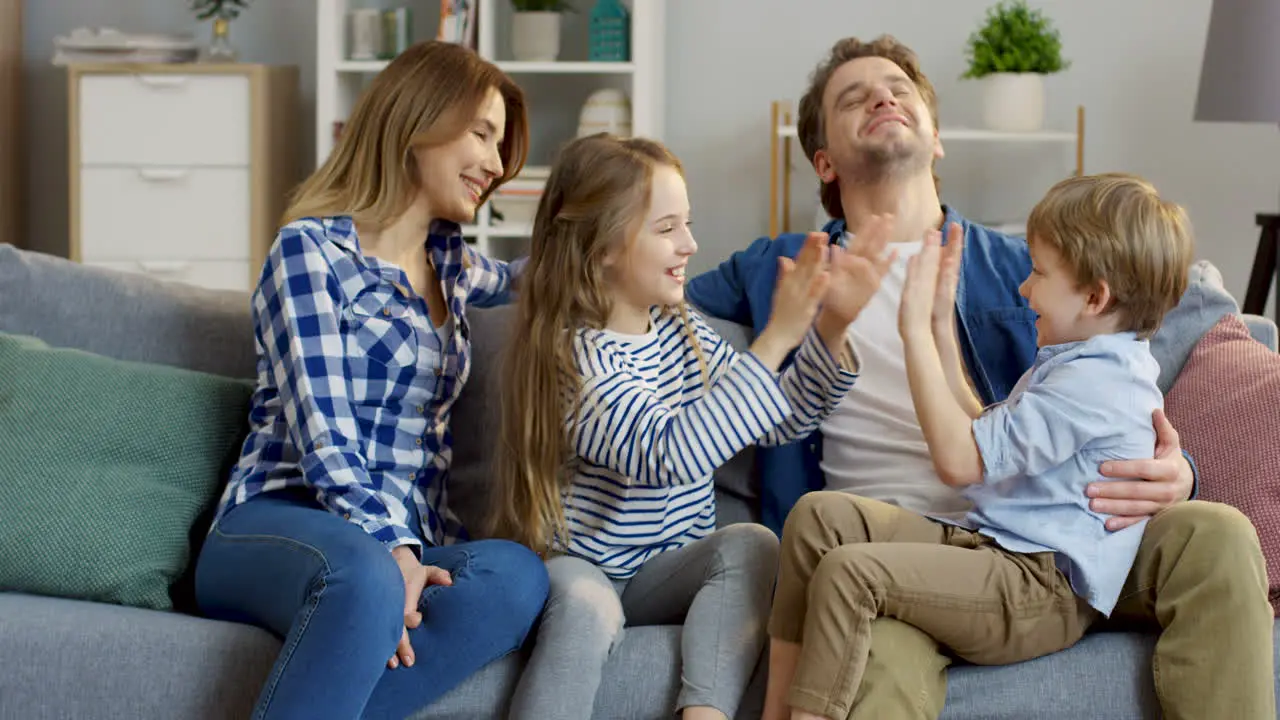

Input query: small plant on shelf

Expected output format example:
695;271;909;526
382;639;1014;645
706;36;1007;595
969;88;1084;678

961;0;1069;132
191;0;250;21
509;0;574;61
962;0;1068;78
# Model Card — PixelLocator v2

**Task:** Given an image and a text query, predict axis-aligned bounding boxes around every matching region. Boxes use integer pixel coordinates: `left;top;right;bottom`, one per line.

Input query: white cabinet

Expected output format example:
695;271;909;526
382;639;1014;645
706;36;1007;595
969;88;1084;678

68;63;300;292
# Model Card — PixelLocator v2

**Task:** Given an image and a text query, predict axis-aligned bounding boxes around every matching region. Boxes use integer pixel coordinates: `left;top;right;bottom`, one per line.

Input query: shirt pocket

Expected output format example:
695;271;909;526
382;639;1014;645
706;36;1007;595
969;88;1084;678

346;288;420;368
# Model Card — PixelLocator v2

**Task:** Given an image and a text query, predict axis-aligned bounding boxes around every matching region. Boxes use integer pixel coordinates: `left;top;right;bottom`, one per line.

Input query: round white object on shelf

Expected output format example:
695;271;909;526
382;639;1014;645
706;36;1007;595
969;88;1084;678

577;88;632;138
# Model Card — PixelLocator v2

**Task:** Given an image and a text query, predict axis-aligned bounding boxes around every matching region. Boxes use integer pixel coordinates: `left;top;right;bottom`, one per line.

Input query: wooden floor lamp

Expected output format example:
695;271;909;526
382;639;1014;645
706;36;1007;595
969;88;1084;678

1196;0;1280;320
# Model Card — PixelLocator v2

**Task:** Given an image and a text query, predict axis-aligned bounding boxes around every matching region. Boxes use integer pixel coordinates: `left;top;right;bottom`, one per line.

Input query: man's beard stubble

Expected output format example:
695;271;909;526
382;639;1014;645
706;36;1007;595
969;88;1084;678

842;136;933;187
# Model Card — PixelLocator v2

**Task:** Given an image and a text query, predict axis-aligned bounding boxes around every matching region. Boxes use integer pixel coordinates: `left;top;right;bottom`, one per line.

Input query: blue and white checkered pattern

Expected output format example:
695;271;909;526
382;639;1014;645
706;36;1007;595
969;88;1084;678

212;215;518;550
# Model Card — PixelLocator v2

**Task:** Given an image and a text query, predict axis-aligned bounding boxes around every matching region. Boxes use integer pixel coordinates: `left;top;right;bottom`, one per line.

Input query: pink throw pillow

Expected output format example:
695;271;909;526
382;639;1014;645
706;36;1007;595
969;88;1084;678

1164;314;1280;614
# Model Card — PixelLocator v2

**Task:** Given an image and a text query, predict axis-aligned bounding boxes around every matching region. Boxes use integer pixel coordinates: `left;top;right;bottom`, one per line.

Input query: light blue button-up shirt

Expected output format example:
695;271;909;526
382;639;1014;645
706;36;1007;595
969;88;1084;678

957;331;1162;617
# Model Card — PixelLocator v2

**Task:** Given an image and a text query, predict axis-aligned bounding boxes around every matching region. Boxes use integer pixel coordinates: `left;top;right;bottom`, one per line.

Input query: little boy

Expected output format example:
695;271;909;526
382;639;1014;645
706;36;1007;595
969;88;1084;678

763;173;1195;720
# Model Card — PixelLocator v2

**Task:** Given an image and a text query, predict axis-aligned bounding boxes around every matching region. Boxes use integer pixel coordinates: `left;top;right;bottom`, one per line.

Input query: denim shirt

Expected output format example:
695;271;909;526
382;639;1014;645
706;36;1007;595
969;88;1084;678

958;332;1161;616
685;206;1196;534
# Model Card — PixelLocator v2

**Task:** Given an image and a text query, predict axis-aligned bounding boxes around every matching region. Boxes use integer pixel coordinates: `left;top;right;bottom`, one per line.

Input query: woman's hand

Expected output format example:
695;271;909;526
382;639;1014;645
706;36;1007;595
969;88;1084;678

1089;409;1194;530
389;545;453;669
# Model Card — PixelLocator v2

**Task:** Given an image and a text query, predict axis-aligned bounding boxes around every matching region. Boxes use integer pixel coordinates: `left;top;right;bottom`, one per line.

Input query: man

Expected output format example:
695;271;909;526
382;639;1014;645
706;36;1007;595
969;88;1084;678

686;35;1274;720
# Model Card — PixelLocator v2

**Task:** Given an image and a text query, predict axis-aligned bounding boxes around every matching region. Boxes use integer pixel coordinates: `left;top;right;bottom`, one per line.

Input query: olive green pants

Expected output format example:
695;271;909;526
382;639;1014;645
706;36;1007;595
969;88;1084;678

769;492;1275;720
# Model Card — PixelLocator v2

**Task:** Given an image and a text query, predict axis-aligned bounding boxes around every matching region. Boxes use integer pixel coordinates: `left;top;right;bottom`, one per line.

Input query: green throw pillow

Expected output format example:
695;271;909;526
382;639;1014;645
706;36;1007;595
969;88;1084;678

0;332;253;611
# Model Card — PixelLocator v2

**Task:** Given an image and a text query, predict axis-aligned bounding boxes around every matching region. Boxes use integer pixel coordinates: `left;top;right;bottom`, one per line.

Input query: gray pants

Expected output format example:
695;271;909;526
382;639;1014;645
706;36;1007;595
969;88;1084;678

508;523;780;719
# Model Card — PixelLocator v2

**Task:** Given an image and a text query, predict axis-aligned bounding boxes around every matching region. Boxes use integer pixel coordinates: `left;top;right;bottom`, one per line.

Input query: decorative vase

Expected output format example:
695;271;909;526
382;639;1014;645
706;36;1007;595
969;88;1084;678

205;16;238;62
588;0;629;62
511;11;561;62
980;72;1045;132
577;89;631;138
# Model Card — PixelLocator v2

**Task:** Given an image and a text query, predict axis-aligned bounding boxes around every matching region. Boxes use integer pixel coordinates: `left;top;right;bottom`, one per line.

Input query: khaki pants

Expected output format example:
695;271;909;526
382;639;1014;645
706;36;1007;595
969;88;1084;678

769;492;1099;719
771;492;1277;720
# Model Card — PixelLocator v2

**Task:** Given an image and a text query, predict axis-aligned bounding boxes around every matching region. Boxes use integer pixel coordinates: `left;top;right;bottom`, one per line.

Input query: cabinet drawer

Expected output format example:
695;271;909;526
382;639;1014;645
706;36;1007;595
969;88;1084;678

88;259;253;293
79;73;250;167
78;167;250;262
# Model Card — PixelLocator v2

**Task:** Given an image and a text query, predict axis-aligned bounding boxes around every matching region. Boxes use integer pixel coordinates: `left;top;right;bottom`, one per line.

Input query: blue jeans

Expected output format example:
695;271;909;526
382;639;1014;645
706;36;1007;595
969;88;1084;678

194;491;550;720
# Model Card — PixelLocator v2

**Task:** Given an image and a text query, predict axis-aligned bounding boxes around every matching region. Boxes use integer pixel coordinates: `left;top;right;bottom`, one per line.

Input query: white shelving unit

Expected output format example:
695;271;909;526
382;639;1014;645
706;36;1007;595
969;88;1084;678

768;100;1085;237
316;0;666;256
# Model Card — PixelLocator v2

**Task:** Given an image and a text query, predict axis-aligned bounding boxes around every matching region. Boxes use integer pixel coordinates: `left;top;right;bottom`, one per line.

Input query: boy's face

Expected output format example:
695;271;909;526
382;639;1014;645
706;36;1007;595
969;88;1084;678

1019;238;1095;347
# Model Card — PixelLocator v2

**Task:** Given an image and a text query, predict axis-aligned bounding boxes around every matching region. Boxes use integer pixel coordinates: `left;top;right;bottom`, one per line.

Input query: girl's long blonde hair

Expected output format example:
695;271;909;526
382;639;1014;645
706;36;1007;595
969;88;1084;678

489;134;706;554
282;41;528;227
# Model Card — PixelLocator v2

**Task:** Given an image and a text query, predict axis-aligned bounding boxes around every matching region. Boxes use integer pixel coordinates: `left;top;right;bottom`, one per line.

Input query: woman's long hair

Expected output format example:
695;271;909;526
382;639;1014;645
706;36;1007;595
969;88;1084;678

282;41;528;227
488;134;706;554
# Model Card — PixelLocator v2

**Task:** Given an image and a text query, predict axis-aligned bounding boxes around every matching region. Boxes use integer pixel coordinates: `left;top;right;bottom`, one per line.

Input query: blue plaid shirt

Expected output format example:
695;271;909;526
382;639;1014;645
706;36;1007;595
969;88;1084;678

212;215;518;551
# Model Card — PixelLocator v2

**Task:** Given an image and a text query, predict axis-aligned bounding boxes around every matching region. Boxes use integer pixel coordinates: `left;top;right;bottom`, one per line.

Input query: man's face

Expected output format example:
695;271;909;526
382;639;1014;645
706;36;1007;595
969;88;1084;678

814;56;942;185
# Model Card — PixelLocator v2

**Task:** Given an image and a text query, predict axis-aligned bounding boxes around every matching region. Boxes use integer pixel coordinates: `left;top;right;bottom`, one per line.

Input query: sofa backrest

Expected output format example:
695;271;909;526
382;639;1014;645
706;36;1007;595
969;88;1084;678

0;244;257;379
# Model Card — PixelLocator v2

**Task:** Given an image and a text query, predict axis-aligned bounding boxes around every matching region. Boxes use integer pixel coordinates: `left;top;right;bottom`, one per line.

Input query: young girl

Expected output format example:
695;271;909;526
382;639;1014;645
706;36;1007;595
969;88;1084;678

491;134;893;720
193;42;549;720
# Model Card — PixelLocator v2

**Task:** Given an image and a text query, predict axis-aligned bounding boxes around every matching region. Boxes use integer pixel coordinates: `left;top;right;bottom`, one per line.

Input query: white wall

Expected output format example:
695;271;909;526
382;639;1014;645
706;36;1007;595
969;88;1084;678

664;0;1280;317
20;0;1279;316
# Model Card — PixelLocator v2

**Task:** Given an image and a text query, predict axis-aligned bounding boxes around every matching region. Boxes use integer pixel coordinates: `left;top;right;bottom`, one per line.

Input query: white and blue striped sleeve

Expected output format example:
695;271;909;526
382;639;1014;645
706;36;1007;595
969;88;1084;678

259;225;419;550
566;329;792;487
760;327;860;445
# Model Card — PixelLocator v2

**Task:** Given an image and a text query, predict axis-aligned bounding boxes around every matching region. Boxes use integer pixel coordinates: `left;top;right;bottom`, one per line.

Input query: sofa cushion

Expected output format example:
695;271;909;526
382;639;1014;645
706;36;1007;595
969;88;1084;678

1164;314;1280;612
0;333;252;611
1148;260;1241;393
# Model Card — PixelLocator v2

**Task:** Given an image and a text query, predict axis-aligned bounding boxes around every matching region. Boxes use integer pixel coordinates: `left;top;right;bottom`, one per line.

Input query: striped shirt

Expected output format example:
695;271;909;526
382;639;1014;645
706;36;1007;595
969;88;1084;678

564;308;859;578
212;215;519;551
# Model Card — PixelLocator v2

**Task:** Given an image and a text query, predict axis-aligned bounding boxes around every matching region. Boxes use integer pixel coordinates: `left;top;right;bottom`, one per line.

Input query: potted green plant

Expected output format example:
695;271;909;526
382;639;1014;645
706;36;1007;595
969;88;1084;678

191;0;249;61
962;0;1069;132
510;0;573;62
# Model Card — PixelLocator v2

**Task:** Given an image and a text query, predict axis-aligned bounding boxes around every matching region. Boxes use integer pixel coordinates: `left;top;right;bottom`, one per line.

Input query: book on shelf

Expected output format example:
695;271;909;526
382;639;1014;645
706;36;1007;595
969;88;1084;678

438;0;477;49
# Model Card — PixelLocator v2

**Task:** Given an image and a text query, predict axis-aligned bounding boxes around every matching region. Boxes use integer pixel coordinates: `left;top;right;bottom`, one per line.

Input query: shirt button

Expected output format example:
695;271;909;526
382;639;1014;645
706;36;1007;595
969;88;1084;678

382;307;391;316
415;438;423;446
417;406;425;414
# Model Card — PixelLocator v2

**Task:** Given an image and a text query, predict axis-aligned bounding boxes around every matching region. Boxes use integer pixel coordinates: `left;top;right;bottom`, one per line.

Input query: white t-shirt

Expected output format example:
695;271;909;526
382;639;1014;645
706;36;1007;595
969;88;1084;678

819;238;972;522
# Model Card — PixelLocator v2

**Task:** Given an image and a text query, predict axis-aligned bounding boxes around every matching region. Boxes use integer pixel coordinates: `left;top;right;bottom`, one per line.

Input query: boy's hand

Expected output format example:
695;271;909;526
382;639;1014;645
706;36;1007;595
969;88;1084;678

900;229;942;340
817;214;896;336
931;222;965;332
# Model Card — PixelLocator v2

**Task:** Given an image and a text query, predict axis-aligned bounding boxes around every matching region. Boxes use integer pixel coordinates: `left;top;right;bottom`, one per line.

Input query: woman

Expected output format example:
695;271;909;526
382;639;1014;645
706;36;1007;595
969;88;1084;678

193;41;549;720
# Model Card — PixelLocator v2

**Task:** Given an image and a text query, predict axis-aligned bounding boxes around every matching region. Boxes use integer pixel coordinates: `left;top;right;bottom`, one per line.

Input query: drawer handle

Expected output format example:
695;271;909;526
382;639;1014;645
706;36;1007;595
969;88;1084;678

138;261;189;274
134;75;189;89
136;168;189;182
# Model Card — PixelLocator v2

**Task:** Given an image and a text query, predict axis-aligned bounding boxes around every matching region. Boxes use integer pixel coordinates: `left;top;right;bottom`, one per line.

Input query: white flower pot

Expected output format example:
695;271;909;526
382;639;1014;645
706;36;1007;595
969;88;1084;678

511;11;561;62
980;72;1046;132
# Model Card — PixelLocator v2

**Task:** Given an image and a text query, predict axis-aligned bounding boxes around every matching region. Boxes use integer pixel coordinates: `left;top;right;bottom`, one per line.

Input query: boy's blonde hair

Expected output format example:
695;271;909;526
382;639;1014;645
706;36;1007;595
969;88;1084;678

488;133;707;555
1026;173;1194;338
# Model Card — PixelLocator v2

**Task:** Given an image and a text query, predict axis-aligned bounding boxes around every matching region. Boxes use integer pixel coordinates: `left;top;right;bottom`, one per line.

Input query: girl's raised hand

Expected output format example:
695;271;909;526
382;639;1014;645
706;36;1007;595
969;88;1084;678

751;232;831;369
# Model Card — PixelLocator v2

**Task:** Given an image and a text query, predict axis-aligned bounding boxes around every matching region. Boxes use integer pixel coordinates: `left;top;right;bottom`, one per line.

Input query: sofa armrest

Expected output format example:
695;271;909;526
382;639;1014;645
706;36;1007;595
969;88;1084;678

1243;314;1278;352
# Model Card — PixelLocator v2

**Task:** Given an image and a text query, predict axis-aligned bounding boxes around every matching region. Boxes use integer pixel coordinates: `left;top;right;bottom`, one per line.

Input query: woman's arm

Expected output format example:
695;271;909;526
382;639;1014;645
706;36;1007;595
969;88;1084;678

259;225;420;551
463;243;525;307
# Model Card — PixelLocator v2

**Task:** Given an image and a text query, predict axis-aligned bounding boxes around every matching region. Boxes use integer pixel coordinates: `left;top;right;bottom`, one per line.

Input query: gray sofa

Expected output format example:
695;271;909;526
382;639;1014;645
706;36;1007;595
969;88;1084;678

0;242;1276;720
